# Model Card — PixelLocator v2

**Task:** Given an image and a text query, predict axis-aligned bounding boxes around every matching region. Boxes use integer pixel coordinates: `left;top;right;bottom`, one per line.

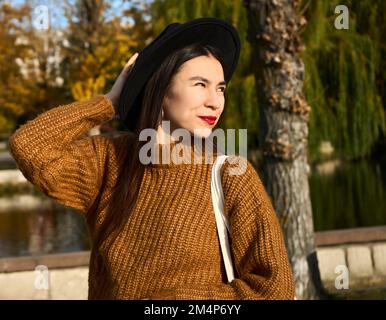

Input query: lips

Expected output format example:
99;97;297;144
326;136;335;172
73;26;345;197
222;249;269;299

198;116;217;125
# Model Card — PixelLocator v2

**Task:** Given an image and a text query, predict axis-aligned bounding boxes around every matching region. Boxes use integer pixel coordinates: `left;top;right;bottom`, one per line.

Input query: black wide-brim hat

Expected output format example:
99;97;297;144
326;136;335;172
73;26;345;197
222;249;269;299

118;17;241;132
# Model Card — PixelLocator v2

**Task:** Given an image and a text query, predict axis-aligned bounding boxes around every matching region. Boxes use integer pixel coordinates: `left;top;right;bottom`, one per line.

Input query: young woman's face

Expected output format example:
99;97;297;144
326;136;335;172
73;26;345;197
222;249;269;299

161;54;226;139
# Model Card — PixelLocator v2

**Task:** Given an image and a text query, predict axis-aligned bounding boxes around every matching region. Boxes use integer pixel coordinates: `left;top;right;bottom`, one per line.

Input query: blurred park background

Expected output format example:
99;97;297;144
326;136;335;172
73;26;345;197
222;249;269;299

0;0;385;299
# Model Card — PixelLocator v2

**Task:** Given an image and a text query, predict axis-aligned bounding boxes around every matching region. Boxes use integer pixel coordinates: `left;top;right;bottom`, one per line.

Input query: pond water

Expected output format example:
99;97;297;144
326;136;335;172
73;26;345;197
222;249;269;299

0;157;385;258
310;157;386;231
0;205;90;258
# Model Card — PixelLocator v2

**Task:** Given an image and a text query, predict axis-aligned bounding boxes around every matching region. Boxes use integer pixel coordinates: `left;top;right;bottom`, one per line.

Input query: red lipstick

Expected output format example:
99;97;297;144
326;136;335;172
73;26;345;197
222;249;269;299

198;116;217;125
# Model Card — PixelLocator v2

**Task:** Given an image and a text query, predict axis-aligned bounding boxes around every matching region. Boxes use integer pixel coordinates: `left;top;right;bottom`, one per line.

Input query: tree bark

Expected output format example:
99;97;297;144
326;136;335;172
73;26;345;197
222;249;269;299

243;0;326;299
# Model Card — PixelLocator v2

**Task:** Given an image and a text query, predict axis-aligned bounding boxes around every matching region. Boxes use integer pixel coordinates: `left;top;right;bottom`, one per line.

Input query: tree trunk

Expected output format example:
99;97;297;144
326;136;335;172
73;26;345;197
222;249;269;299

243;0;326;299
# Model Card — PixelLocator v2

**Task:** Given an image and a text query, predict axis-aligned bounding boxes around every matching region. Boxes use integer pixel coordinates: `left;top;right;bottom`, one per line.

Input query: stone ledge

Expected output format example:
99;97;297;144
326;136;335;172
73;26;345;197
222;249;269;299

0;266;89;300
1;226;385;272
373;244;386;276
315;226;386;246
0;227;385;299
0;169;26;184
346;246;374;278
316;242;386;291
0;251;90;273
0;194;52;212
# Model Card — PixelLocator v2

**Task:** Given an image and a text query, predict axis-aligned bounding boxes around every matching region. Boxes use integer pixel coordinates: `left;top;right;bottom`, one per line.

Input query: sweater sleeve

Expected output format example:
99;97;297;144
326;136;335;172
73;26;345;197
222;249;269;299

8;95;116;216
150;156;296;300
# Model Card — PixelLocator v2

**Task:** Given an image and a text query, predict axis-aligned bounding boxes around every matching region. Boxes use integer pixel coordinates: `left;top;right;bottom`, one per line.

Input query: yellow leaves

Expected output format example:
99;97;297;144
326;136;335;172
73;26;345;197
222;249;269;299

71;77;106;101
64;12;139;101
0;115;10;132
1;101;24;116
69;40;136;98
0;1;145;134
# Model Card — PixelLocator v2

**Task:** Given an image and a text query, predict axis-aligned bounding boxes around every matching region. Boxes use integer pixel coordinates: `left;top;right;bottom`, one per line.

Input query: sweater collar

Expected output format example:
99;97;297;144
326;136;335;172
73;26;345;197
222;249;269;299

146;135;222;168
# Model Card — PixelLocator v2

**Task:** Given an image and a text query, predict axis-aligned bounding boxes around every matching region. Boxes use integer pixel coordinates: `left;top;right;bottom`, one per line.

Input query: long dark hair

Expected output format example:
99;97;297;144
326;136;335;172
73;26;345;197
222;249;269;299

88;42;226;280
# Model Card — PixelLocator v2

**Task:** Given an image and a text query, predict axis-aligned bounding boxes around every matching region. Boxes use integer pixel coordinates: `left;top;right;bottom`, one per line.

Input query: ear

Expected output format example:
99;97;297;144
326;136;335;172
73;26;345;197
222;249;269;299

157;107;165;126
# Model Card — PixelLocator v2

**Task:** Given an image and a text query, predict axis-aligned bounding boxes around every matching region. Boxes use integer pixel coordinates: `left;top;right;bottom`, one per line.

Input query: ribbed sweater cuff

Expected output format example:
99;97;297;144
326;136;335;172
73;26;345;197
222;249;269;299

174;284;237;300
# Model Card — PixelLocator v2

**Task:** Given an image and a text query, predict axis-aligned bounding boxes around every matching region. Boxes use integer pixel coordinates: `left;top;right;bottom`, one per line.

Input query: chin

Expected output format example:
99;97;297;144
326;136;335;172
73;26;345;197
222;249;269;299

191;128;212;139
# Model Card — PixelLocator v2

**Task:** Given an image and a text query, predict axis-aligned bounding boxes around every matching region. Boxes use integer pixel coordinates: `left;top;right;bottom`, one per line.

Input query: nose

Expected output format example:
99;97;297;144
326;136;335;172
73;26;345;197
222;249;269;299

205;88;223;110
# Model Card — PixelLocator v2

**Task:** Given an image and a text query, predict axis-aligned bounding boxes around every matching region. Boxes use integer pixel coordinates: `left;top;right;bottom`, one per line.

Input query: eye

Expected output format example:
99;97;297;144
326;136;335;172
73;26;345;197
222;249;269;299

195;82;226;94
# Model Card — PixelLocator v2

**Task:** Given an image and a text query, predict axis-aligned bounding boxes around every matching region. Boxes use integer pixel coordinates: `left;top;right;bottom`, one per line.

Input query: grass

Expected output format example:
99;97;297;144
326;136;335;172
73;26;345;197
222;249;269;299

327;287;386;300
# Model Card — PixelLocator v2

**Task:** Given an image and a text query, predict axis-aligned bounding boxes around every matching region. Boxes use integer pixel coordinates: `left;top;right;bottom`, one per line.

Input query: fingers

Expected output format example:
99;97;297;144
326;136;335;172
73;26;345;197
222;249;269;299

121;52;139;77
124;52;139;68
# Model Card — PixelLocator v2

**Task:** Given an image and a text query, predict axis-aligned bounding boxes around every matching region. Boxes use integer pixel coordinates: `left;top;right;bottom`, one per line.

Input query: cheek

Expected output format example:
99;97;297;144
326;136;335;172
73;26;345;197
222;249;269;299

168;90;201;115
163;99;190;124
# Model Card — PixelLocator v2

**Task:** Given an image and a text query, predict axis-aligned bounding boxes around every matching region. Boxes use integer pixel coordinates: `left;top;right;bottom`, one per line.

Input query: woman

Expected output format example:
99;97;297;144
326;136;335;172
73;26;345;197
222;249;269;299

9;17;295;300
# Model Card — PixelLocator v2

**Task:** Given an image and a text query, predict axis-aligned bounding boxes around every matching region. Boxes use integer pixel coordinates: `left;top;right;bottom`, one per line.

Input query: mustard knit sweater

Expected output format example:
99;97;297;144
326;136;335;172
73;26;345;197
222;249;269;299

8;95;295;300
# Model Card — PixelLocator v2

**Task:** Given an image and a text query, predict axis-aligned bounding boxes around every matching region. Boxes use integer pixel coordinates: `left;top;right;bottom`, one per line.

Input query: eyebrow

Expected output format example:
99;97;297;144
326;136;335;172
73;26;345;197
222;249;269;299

188;76;227;86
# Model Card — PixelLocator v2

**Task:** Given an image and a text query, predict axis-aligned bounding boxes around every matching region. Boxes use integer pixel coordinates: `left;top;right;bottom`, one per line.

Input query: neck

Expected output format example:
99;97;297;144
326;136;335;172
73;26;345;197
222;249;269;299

156;123;177;145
